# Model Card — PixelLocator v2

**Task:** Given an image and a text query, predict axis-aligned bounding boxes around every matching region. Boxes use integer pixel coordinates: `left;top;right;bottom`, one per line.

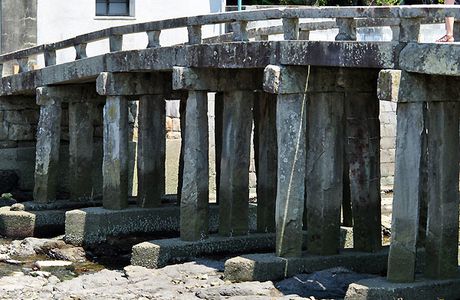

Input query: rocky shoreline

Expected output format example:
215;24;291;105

0;236;378;300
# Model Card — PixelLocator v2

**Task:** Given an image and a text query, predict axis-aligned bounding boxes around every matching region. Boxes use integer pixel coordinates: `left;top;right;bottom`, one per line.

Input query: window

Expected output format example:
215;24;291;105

96;0;130;16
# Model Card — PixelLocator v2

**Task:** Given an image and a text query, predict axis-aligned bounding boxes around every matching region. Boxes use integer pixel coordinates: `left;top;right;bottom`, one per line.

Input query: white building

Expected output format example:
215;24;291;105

1;0;225;67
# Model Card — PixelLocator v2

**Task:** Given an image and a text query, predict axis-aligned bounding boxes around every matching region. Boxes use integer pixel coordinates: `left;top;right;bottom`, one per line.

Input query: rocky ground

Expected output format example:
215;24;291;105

0;236;377;300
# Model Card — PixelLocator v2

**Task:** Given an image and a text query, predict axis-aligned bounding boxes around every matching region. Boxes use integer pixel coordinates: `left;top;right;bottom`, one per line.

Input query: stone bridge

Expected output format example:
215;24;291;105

0;5;459;299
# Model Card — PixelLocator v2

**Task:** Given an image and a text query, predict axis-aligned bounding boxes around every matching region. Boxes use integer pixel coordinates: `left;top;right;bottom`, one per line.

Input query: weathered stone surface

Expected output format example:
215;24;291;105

275;92;306;258
131;233;277;269
102;96;129;210
180;91;209;241
387;102;426;283
173;67;263;91
33;89;62;203
345;274;460;300
306;90;344;256
424;101;459;280
218;91;253;237
377;69;401;102
346;91;381;253
69;101;94;200
137;95;165;208
225;247;390;283
65;204;258;246
96;72;171;96
253;92;277;233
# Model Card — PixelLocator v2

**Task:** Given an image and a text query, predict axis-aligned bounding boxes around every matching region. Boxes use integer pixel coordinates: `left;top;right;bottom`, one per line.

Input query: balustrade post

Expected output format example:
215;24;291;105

75;43;88;60
109;34;123;52
147;30;161;48
335;18;356;41
232;21;249;42
282;17;299;40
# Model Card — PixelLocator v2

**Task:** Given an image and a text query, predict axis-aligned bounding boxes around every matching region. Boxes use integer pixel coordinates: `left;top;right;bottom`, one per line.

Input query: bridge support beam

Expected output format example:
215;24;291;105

34;87;63;203
253;91;277;233
388;71;460;283
173;67;263;240
264;65;307;257
97;72;170;209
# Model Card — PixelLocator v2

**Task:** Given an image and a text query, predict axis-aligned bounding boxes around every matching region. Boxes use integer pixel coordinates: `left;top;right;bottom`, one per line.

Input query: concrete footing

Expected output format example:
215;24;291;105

131;227;353;269
224;247;390;282
131;233;278;269
65;204;257;246
345;271;460;300
0;206;65;238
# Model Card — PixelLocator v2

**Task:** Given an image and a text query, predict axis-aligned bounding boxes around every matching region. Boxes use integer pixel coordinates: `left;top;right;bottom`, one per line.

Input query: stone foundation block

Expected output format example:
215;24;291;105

0;207;65;238
131;233;278;269
131;227;353;269
345;272;460;300
224;248;390;282
65;204;257;246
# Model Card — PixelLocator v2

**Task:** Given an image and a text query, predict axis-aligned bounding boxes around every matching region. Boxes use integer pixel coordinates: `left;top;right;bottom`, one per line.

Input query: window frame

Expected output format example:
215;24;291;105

95;0;135;17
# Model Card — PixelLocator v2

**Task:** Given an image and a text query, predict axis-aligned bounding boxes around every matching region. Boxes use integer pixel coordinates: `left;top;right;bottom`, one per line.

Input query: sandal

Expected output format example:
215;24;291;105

436;34;455;42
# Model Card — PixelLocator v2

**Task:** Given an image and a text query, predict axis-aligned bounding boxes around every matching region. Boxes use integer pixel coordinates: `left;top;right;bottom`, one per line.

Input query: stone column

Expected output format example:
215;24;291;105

97;72;170;210
102;96;129;210
387;71;460;282
137;95;165;208
344;69;382;253
214;92;224;205
425;101;459;279
218;90;253;237
69;100;94;200
180;91;209;241
264;65;307;258
176;94;187;203
253;91;277;233
305;67;348;256
172;67;263;241
34;87;62;203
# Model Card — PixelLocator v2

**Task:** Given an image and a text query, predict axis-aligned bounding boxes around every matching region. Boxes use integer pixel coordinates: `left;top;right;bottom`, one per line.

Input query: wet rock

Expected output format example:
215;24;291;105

22;237;66;254
34;260;73;270
195;281;282;299
5;259;22;265
276;267;376;299
10;203;24;211
49;247;86;262
29;271;52;278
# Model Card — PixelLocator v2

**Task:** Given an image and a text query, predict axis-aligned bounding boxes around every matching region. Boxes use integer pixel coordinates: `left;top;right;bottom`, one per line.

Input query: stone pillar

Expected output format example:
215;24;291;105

387;101;425;283
97;72;170;210
264;65;307;258
172;67;263;241
102;96;129;210
253;91;277;233
344;69;382;253
424;101;459;279
137;95;166;208
69;101;94;200
180;91;209;241
214;92;224;205
387;71;460;282
34;87;62;203
305;68;344;256
218;91;253;237
176;95;187;203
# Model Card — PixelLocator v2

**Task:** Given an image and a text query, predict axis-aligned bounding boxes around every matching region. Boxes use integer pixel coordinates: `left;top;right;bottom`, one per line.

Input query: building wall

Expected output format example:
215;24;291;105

36;0;225;65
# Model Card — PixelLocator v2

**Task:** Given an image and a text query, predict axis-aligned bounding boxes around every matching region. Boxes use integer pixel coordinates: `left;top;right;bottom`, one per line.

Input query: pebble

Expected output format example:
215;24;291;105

10;203;25;211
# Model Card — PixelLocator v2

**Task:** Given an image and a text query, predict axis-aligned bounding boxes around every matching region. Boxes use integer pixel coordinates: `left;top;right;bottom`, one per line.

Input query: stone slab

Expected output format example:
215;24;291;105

345;272;460;300
131;233;279;269
131;227;353;269
65;204;257;246
225;246;391;282
0;206;65;238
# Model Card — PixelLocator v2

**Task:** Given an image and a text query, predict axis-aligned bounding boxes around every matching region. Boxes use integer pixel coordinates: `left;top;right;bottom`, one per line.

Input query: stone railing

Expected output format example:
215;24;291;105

0;5;459;75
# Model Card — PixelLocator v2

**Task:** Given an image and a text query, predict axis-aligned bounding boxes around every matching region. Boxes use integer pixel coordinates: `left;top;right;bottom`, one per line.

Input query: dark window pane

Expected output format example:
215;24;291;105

97;0;130;16
96;3;107;15
108;3;129;15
